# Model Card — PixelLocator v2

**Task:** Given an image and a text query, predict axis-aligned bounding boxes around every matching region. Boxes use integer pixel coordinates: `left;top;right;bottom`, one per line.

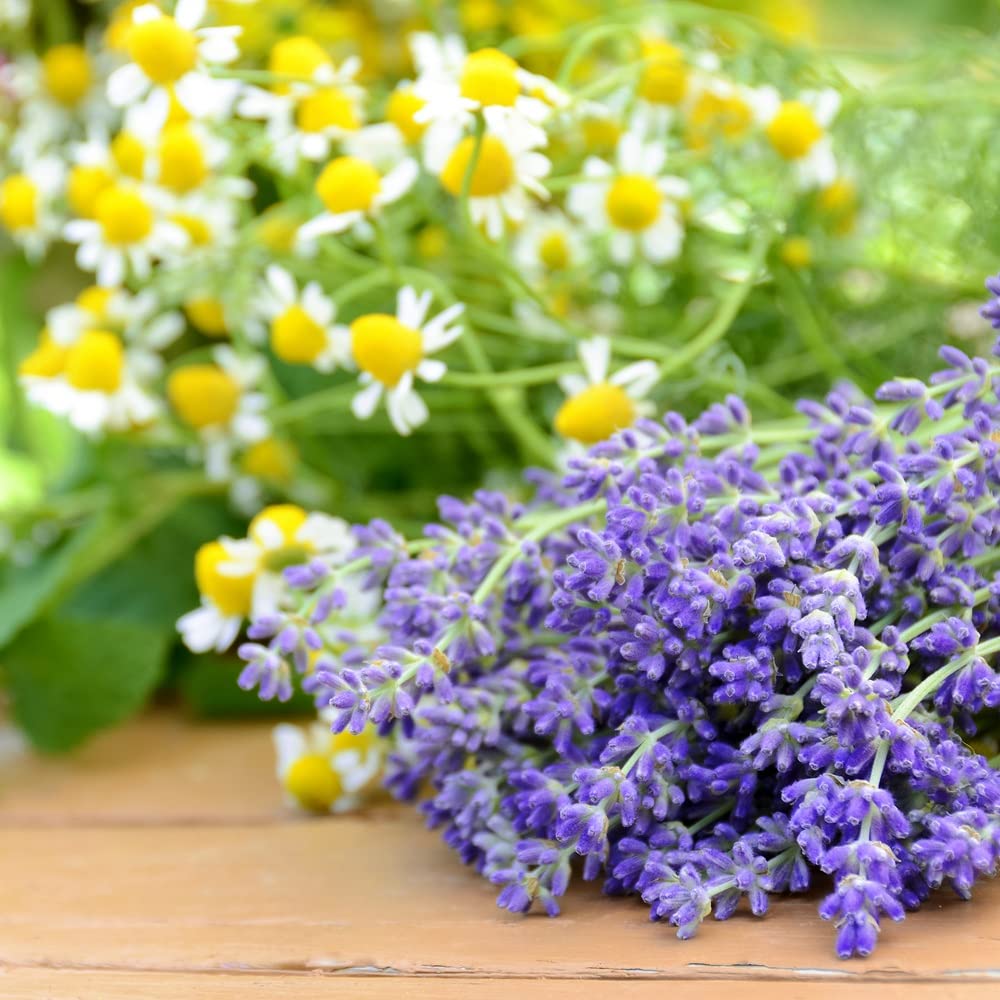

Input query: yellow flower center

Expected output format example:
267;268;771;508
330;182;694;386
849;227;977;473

817;177;857;235
538;230;570;271
0;175;38;231
638;40;687;106
241;438;297;483
779;236;812;269
194;540;255;616
64;330;125;393
284;753;341;812
315;156;381;214
386;86;427;144
167;364;241;428
249;504;312;569
67;165;114;219
95;185;153;245
42;44;93;107
171;212;213;246
582;117;621;154
126;15;198;85
18;329;69;378
685;91;752;150
77;285;114;318
257;208;302;253
268;36;332;94
605;175;661;231
460;48;520;108
296;86;359;133
440;135;515;197
351;314;423;387
185;296;228;335
766;101;823;160
416;224;447;260
271;305;327;364
554;382;637;444
111;131;146;179
158;124;208;193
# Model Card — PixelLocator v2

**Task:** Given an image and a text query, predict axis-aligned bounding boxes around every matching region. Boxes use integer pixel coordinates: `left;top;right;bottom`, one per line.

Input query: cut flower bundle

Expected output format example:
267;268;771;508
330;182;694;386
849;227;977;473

239;296;1000;958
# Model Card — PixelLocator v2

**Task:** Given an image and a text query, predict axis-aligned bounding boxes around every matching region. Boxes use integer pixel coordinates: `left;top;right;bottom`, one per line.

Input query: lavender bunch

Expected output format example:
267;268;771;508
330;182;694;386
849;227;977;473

239;279;1000;958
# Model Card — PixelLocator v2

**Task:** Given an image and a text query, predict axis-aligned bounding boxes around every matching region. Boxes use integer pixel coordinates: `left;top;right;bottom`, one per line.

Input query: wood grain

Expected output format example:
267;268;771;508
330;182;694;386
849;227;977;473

0;711;998;998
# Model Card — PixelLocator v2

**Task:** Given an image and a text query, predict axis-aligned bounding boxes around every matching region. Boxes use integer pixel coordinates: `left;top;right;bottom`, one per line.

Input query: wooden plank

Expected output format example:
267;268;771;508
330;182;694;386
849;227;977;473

0;970;993;1000
0;710;286;825
0;816;998;982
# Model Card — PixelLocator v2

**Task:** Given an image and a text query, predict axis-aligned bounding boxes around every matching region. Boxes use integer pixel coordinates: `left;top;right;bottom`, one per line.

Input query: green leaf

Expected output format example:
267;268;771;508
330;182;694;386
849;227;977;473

0;513;110;649
61;496;239;631
2;615;169;752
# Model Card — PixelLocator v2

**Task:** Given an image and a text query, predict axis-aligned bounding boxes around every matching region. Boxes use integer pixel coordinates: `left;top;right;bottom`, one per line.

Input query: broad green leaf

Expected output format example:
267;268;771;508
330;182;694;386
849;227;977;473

0;512;110;649
2;615;169;752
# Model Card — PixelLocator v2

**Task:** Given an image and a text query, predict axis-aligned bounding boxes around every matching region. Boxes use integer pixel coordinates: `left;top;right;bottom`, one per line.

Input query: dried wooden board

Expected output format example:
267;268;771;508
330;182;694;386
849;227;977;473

0;712;998;998
1;816;999;981
0;970;993;1000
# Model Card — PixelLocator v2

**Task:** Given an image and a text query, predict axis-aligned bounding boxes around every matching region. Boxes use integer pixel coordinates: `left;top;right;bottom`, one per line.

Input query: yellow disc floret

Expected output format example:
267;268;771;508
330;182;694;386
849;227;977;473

766;101;823;160
351;314;423;386
185;296;228;336
440;135;514;197
638;40;687;106
250;504;309;546
67;165;114;219
0;175;38;231
171;212;212;246
271;305;327;365
460;48;520;108
126;15;198;85
685;90;753;150
95;185;153;245
284;753;341;812
779;236;813;269
296;87;360;133
554;383;637;444
19;330;69;379
315;156;381;215
158;124;208;193
605;175;661;231
241;438;297;483
268;36;331;94
387;86;427;144
42;44;93;107
582;117;621;154
538;230;570;271
77;285;115;319
194;540;255;616
167;364;241;428
111;131;146;179
64;330;125;393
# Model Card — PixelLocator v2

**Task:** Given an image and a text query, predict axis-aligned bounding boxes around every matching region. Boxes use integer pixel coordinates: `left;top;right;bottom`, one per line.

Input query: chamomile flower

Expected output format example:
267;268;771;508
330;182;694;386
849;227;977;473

18;327;163;436
235;503;354;617
427;107;551;241
348;286;465;436
166;345;269;480
682;76;758;151
513;209;586;284
296;153;418;246
238;46;365;172
568;131;689;265
107;0;241;123
413;41;553;138
252;265;350;372
0;158;65;259
63;181;188;286
176;536;256;653
47;284;184;352
554;336;658;445
757;87;840;189
273;717;384;814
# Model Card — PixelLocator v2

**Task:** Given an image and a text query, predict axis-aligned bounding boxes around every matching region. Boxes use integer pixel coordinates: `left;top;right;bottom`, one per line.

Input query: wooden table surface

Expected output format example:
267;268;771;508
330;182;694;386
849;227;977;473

0;710;998;999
